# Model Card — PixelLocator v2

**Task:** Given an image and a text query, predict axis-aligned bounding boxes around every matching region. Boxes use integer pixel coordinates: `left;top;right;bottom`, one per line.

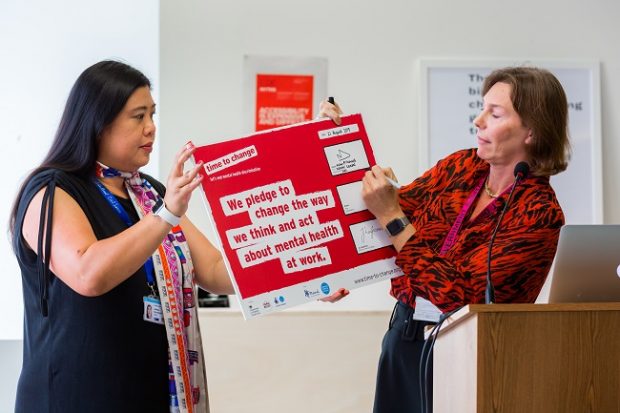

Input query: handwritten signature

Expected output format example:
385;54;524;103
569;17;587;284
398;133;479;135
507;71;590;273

359;225;383;244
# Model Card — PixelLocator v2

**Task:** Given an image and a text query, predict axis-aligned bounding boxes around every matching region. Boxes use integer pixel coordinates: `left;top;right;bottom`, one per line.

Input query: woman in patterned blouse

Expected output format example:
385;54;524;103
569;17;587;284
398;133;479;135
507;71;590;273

320;67;570;413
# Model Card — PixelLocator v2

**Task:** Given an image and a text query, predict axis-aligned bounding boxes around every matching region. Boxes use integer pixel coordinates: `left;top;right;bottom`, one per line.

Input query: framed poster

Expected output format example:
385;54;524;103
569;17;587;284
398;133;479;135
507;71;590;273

192;114;403;319
243;55;328;133
418;59;602;224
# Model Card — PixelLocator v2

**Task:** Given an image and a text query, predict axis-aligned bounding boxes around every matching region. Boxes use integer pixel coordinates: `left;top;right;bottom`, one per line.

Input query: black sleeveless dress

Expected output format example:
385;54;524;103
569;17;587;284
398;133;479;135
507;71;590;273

13;169;169;413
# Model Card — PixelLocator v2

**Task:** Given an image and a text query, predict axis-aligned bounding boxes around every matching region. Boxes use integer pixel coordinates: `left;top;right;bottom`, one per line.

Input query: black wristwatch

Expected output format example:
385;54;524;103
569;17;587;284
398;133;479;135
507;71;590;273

385;216;410;237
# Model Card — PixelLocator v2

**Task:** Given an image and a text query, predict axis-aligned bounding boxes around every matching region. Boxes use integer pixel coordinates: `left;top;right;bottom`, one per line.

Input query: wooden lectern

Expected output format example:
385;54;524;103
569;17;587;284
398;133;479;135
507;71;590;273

432;303;620;413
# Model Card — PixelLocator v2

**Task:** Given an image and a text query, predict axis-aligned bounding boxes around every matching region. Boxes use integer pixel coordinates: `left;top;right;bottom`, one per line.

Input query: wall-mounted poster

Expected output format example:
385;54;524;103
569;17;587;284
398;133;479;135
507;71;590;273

243;55;327;133
192;114;403;319
418;59;602;224
254;74;314;132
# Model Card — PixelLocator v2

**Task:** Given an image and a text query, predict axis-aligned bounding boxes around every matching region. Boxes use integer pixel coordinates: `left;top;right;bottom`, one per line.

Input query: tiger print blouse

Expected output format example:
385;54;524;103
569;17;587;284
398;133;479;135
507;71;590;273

392;148;564;313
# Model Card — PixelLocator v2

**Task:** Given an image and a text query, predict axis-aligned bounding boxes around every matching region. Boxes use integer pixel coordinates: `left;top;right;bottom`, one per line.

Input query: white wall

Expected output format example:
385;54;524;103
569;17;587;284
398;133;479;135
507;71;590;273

0;341;22;412
160;0;620;312
0;0;160;341
200;310;388;413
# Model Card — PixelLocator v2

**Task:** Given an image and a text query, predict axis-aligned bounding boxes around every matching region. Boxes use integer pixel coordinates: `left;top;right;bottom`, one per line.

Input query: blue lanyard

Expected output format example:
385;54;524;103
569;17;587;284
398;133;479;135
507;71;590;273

92;178;156;287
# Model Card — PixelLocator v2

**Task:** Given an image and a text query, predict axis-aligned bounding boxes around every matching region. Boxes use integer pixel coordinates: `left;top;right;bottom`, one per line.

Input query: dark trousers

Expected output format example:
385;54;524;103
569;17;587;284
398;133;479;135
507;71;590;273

373;301;433;413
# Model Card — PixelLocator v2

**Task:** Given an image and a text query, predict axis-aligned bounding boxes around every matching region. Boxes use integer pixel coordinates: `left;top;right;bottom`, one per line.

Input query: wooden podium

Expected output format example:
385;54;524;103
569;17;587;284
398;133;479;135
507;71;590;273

432;303;620;413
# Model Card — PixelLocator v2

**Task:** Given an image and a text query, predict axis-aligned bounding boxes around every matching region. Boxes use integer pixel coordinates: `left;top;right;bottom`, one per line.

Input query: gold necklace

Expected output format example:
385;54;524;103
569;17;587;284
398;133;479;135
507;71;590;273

484;177;498;198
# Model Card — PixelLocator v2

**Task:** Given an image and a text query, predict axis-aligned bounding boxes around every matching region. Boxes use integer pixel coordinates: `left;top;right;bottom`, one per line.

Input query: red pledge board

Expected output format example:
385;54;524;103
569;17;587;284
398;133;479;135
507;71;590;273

193;114;402;318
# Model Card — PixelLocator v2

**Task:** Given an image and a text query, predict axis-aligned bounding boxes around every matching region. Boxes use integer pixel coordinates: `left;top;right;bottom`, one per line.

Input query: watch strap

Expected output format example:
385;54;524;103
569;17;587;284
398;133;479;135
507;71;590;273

153;199;181;227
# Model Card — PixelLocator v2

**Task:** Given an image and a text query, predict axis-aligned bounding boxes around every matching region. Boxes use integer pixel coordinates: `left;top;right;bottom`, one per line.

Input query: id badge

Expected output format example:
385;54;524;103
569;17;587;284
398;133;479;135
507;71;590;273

412;296;442;323
143;296;164;325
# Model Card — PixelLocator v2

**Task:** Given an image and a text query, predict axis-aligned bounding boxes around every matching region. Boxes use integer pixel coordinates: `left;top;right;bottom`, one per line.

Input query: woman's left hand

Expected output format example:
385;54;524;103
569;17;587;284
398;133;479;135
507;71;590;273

318;98;343;125
362;165;404;226
319;288;349;303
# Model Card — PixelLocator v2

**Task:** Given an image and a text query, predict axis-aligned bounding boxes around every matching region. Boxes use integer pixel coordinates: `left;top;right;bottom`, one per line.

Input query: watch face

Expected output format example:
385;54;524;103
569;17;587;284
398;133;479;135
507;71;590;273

386;219;404;236
386;217;409;236
153;198;164;213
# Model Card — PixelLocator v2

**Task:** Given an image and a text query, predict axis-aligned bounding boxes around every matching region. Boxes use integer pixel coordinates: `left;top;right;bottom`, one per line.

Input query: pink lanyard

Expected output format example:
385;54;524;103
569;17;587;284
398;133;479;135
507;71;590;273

439;176;486;255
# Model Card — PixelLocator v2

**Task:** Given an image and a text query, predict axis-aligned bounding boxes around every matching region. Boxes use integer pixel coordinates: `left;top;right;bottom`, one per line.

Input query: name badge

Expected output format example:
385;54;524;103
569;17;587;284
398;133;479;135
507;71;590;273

143;296;164;325
412;296;442;323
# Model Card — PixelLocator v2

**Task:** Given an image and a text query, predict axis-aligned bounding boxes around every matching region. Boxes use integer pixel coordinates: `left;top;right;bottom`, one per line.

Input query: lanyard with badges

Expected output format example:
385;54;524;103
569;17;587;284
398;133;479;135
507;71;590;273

92;178;164;325
439;176;486;255
418;173;507;322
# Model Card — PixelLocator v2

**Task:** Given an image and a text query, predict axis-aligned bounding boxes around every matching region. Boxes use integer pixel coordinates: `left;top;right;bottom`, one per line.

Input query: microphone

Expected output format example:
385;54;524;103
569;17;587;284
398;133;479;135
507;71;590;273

513;162;530;180
485;161;530;304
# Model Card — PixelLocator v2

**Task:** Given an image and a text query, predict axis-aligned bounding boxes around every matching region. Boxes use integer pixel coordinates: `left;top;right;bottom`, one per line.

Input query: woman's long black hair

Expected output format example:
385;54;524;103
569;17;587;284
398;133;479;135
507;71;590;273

9;60;151;236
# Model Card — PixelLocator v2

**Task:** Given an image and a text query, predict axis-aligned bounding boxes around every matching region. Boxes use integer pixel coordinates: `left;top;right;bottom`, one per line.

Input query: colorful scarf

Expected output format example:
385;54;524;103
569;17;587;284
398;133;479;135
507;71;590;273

95;162;209;413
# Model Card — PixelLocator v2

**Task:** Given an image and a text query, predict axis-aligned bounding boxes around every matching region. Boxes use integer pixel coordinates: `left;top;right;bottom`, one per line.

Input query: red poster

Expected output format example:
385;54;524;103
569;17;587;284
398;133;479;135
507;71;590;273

193;114;403;318
255;74;314;131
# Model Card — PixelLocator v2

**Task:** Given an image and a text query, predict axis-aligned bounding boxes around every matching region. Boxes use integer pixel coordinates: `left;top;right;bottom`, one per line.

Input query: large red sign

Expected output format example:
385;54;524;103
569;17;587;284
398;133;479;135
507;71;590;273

193;114;402;318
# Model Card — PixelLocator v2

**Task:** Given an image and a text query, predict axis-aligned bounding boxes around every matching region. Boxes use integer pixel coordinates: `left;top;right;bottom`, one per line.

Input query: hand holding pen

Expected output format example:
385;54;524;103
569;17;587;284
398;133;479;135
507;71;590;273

385;176;401;189
318;96;343;125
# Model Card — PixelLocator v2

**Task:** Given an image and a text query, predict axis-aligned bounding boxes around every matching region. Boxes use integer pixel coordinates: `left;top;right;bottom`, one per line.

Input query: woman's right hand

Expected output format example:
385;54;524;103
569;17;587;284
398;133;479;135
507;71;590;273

318;98;343;125
164;143;204;217
361;165;402;225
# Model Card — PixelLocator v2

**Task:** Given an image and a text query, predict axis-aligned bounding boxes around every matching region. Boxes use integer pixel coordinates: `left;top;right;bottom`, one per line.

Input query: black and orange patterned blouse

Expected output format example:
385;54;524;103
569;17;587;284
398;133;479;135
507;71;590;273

392;149;564;312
